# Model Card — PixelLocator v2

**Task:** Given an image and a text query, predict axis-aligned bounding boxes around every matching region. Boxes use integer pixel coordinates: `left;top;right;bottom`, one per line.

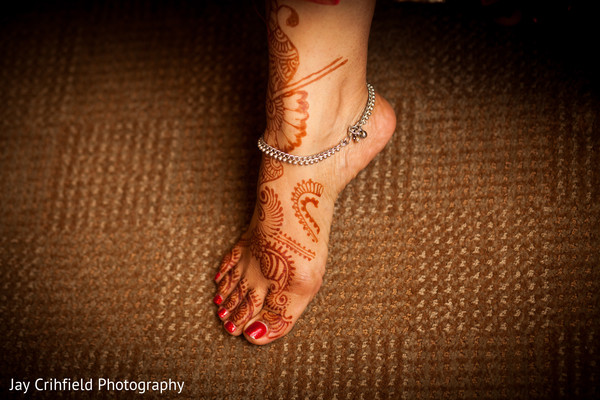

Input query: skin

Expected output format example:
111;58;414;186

214;0;397;345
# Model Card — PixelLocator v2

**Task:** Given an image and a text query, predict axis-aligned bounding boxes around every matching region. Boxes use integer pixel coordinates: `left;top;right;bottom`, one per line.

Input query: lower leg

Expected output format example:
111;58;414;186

265;0;376;157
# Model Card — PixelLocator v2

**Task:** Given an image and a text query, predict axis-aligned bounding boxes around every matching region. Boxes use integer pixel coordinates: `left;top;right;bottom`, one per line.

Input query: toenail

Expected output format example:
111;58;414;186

214;272;221;281
224;320;236;333
217;308;229;319
213;294;223;305
245;321;267;339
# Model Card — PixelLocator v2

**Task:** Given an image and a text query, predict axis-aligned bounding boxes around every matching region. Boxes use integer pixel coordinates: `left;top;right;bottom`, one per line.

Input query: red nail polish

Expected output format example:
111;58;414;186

245;321;267;339
213;294;223;305
218;308;229;319
214;272;221;281
224;320;236;333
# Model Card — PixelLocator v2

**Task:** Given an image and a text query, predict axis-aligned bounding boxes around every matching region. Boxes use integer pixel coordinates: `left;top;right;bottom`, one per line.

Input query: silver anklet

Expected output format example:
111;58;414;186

257;83;375;166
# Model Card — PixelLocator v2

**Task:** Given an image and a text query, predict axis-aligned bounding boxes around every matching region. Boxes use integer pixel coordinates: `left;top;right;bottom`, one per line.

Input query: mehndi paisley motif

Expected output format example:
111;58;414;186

291;179;324;242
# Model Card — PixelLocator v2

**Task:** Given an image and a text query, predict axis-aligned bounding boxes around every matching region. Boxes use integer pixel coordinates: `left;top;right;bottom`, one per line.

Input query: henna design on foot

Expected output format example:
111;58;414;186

255;187;284;237
217;267;241;295
249;185;317;337
229;289;261;327
217;246;242;280
277;233;315;261
263;309;293;339
255;244;295;337
262;156;284;184
223;287;241;310
291;179;324;242
254;241;295;297
229;299;252;327
223;284;243;310
251;187;316;261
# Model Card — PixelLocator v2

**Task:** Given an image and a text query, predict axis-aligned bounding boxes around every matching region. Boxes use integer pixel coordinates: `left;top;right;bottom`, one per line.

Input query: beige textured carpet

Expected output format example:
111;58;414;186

1;1;599;399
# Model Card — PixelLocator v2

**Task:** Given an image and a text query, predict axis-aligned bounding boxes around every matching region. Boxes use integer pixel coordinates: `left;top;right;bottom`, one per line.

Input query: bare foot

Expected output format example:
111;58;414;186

214;91;395;344
213;0;396;344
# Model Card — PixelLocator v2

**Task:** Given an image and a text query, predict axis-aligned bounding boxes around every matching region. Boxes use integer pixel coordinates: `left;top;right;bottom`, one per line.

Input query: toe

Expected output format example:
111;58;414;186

243;290;312;345
214;245;243;282
217;306;229;319
223;288;264;336
217;278;246;320
243;320;268;340
214;265;242;305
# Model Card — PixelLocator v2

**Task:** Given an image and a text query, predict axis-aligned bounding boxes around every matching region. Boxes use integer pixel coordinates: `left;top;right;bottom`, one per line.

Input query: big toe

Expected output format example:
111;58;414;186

242;291;313;345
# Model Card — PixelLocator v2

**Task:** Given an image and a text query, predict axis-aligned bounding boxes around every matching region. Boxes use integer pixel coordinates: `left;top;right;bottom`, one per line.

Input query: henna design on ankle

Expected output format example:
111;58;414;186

291;179;324;242
262;0;348;183
262;156;284;184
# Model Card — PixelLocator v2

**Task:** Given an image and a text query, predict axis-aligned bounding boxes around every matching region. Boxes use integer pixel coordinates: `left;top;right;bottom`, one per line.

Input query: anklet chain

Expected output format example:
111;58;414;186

257;83;375;166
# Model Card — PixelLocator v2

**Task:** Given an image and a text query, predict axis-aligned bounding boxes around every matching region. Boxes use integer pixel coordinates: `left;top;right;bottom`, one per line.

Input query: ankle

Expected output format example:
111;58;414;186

265;77;369;155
